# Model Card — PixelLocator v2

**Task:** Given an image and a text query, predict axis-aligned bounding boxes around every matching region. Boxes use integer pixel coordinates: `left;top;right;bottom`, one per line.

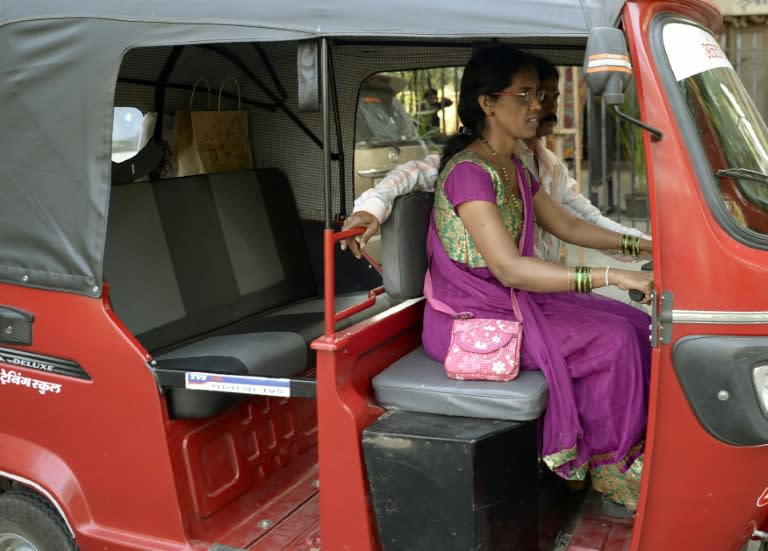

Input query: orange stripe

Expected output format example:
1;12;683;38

588;53;630;61
585;66;633;74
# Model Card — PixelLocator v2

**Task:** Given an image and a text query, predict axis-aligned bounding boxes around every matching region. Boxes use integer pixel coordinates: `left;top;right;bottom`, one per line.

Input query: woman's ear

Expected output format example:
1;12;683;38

478;94;495;117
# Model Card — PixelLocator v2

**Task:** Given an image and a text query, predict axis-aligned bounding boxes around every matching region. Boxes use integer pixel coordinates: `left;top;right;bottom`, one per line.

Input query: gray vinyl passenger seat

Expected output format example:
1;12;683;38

372;192;549;421
105;169;396;418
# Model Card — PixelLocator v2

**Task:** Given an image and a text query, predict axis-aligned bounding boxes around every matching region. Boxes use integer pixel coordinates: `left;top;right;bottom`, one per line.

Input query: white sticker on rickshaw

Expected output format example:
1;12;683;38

663;22;733;82
757;486;768;507
185;372;291;397
0;367;63;395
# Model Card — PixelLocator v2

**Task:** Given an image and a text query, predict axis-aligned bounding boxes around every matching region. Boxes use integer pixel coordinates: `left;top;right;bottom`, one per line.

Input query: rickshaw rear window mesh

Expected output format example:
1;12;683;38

114;39;586;222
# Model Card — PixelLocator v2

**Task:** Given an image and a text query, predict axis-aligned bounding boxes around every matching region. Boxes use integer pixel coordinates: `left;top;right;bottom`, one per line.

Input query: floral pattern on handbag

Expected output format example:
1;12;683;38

445;318;522;381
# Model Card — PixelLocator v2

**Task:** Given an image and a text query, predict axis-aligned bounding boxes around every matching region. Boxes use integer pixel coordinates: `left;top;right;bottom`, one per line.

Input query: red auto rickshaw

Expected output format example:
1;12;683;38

1;1;767;549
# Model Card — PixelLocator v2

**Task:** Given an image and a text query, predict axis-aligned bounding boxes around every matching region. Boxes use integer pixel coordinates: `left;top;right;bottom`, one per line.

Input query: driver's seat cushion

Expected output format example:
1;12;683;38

373;346;548;421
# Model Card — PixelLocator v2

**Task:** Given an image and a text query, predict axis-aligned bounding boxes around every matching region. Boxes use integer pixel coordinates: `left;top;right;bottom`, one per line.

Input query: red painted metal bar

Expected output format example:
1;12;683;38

323;229;337;338
323;227;372;338
362;251;383;274
334;227;367;241
335;286;385;322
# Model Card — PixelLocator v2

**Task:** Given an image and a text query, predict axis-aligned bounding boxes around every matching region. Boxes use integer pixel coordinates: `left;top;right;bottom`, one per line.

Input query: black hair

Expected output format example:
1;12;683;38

532;55;558;83
439;44;536;172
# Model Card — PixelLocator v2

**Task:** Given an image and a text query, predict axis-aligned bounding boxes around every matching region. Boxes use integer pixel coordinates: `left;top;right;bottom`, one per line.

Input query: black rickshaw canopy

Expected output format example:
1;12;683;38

0;0;624;296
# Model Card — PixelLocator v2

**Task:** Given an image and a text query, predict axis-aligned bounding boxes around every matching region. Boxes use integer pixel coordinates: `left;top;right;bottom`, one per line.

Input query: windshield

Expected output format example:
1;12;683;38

356;88;421;147
663;22;768;226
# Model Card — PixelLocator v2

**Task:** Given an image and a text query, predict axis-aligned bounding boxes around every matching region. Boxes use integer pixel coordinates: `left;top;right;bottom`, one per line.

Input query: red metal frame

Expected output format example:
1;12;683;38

321;227;385;338
312;225;425;550
626;2;768;549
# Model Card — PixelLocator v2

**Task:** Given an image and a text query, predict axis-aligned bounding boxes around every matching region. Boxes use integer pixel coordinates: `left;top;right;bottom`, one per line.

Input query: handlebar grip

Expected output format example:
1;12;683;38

628;261;653;303
628;288;645;302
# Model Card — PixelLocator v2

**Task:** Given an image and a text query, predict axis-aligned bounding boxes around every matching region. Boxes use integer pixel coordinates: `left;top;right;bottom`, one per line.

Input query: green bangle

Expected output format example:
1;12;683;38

574;266;592;294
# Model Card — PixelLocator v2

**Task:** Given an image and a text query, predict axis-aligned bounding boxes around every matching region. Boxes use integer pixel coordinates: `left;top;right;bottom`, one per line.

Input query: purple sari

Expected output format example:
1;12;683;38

423;152;650;499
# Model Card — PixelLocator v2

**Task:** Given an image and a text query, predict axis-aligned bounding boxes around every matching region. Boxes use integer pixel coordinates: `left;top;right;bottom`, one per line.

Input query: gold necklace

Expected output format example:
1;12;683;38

478;136;521;209
478;136;510;186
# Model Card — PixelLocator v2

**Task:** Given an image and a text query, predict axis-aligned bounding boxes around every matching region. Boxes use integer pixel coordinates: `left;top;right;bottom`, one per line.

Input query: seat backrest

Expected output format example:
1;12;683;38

380;192;433;300
105;181;186;334
105;168;317;351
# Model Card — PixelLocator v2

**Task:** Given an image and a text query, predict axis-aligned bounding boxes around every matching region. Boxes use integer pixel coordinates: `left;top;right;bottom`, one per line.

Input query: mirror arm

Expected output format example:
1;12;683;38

612;105;663;142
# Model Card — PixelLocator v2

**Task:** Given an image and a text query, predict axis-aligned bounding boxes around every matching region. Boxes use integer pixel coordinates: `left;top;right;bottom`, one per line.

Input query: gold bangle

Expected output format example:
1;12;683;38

567;268;572;292
576;266;584;293
573;266;581;293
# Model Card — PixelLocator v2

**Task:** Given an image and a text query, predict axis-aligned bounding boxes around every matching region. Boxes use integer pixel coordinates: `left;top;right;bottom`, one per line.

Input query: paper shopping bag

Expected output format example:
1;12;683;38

173;77;254;176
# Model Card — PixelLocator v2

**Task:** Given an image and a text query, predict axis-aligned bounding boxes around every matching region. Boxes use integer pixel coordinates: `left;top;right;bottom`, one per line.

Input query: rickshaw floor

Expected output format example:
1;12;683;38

547;488;634;551
245;468;631;550
247;490;320;551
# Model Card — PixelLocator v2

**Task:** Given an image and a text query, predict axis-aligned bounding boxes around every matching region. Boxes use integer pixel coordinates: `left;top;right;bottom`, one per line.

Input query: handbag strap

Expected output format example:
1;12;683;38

424;156;531;322
424;269;523;321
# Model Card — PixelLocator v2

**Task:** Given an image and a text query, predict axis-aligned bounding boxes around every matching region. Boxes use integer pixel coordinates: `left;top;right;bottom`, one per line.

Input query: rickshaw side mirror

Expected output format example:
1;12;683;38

298;39;321;112
584;27;632;106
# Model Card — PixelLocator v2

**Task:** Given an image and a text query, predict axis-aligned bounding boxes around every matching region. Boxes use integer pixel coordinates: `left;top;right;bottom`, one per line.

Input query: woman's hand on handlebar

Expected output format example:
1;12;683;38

612;268;654;305
340;211;380;259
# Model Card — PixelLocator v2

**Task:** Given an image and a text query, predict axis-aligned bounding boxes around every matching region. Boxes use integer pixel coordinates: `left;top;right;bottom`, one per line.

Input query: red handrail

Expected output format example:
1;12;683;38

323;227;385;339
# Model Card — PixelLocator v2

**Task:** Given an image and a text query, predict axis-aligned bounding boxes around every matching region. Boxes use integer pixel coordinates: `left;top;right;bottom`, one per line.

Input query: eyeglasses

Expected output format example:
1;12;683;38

491;89;546;104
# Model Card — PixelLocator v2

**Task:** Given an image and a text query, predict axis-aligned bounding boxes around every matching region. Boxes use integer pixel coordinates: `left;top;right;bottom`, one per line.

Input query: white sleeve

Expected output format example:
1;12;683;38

352;154;440;223
560;176;651;240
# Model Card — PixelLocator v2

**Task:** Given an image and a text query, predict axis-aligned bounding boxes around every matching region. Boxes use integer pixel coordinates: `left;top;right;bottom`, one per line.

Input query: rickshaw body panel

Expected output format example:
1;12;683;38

625;2;768;549
0;282;188;548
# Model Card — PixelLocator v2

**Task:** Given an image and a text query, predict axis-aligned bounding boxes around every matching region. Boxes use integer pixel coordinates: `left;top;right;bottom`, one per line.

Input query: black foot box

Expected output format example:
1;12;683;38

362;410;539;551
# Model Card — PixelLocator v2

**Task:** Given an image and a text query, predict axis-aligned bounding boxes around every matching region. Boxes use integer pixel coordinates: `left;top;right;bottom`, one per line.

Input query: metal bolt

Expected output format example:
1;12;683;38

22;275;28;282
3;326;12;334
258;519;274;529
717;390;729;401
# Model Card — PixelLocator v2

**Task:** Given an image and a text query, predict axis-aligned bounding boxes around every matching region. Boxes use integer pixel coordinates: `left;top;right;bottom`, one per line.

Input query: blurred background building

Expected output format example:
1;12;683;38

716;0;768;118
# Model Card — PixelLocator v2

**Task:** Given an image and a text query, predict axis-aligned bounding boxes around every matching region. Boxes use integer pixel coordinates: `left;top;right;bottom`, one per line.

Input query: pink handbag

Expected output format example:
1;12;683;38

424;272;523;381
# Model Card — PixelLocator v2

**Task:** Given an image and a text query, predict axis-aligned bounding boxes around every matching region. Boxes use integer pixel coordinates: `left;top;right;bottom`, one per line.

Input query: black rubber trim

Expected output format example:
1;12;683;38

673;335;768;445
154;356;248;375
